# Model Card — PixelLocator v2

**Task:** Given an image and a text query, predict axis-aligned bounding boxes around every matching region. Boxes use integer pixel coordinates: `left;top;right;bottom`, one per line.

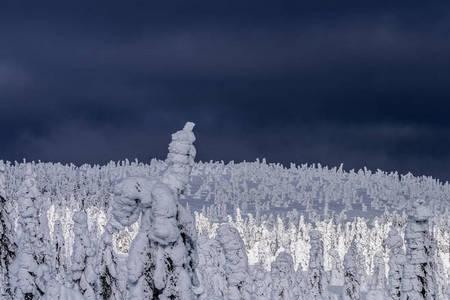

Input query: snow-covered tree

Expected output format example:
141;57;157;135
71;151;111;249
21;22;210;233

307;229;328;299
247;264;271;300
97;221;123;300
216;224;250;300
110;122;200;300
270;251;296;300
72;210;97;299
384;227;405;300
369;251;386;290
53;220;67;283
343;238;362;300
11;164;51;299
197;236;227;299
401;199;436;300
328;248;343;286
0;160;16;299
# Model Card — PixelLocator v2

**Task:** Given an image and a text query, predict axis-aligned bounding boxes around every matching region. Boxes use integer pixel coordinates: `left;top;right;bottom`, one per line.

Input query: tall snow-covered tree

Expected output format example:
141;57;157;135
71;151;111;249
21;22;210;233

11;164;51;299
307;229;328;300
247;264;271;300
0;160;16;299
328;248;343;286
72;210;97;299
197;235;227;299
216;224;250;300
110;122;200;299
270;251;296;300
384;227;405;300
97;221;123;300
401;199;436;300
53;220;67;283
343;238;362;300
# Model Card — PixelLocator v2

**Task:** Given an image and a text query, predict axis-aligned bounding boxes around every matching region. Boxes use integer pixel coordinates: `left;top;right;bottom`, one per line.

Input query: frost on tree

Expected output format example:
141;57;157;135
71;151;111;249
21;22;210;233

307;229;328;300
328;249;343;286
366;251;388;298
197;236;227;300
247;264;271;300
72;210;97;299
401;199;437;300
53;220;67;283
384;227;405;300
11;165;51;299
216;224;250;300
343;238;362;300
110;122;201;299
97;220;123;300
270;251;296;300
0;160;16;299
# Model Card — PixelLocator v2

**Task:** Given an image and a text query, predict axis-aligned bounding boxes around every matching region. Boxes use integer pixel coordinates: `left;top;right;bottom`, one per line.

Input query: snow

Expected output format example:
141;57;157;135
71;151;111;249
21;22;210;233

1;122;450;299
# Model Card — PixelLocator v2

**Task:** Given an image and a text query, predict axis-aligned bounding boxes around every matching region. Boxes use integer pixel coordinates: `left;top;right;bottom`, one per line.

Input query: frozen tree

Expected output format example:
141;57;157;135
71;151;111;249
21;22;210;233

384;227;405;300
343;238;362;300
197;236;227;299
53;220;67;283
0;160;16;299
369;252;386;290
110;122;200;299
366;251;388;299
247;264;271;300
72;210;97;299
11;165;53;299
270;251;296;300
307;229;329;299
401;199;436;300
216;224;250;300
328;249;343;286
97;221;123;300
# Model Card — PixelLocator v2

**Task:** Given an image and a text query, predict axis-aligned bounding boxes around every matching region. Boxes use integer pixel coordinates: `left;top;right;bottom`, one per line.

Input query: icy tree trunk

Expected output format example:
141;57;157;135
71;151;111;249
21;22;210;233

401;199;436;300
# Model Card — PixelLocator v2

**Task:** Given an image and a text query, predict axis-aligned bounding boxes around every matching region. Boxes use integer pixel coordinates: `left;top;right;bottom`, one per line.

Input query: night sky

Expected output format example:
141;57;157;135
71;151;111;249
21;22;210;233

1;1;450;180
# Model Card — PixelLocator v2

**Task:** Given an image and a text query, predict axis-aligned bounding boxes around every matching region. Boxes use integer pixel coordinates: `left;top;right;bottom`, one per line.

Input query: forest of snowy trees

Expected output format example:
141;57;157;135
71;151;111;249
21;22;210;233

1;122;450;299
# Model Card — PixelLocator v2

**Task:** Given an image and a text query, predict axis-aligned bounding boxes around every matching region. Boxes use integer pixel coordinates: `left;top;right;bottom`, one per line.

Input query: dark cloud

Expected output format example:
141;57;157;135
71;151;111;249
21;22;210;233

0;1;450;180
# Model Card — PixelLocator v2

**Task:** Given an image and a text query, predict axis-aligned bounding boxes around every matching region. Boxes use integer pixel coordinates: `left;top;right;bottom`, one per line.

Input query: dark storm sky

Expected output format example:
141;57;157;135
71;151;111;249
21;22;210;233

1;1;450;180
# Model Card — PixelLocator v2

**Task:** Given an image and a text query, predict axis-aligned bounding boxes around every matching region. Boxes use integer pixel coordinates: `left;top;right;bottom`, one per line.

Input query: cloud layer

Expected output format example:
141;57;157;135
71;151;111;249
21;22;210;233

1;1;450;180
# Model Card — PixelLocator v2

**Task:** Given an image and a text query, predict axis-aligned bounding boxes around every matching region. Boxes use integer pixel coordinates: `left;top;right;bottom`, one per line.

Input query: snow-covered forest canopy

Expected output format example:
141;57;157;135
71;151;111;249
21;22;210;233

1;122;450;299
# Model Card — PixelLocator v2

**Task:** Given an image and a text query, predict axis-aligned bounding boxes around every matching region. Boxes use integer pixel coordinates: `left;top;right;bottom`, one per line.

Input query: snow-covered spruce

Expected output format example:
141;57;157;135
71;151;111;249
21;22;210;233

11;164;52;299
307;229;328;300
328;248;343;286
71;210;97;299
53;219;67;283
366;251;388;298
343;238;362;300
247;264;271;300
197;236;227;299
384;226;405;300
270;251;296;300
401;199;437;300
97;221;123;300
111;122;200;299
216;224;250;300
0;160;17;299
